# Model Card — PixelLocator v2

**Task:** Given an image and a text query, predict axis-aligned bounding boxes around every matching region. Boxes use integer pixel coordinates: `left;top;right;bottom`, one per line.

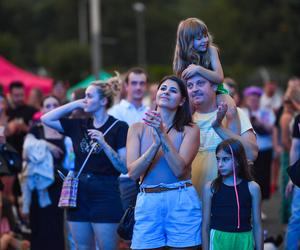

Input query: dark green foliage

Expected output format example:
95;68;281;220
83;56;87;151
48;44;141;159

1;0;299;86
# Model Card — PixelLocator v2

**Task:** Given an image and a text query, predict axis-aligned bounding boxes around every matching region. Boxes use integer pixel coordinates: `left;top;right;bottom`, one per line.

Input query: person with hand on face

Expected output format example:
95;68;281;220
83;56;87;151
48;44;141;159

41;73;128;250
127;75;201;250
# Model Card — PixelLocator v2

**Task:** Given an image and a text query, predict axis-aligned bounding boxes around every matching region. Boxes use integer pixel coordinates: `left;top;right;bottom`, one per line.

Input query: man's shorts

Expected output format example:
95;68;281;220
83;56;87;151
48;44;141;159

131;180;202;249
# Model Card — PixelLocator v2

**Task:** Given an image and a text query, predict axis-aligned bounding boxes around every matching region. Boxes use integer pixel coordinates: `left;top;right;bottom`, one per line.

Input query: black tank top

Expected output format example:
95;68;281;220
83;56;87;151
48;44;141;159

211;180;252;232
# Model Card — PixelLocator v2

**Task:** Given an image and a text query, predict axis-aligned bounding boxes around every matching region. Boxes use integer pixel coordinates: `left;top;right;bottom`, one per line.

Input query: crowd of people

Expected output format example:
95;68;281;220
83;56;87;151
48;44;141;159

0;17;300;250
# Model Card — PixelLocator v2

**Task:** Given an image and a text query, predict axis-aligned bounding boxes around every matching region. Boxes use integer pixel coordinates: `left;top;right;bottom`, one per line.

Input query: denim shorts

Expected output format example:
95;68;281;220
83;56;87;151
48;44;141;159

67;173;123;223
131;180;202;249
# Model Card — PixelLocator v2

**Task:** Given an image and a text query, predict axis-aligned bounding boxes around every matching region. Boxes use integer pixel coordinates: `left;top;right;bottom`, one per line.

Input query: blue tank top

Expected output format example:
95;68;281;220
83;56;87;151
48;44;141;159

140;125;184;185
211;180;252;232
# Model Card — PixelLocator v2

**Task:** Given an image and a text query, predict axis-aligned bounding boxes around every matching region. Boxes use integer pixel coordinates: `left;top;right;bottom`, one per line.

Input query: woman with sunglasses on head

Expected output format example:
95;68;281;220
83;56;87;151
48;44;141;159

41;74;128;250
22;95;66;250
127;75;201;249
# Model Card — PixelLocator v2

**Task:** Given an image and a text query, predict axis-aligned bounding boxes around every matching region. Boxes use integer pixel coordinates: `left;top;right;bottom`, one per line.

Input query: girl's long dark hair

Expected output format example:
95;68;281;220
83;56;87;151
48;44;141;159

157;75;193;132
211;139;253;193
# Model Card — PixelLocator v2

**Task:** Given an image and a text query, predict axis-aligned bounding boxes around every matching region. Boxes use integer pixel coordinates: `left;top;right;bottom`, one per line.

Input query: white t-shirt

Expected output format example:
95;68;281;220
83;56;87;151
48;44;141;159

192;107;254;195
260;92;282;111
242;107;275;150
193;107;253;153
108;99;149;126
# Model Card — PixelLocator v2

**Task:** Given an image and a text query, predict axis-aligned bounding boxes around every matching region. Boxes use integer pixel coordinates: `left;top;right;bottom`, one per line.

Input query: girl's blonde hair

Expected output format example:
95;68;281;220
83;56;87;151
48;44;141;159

90;71;122;109
173;17;215;77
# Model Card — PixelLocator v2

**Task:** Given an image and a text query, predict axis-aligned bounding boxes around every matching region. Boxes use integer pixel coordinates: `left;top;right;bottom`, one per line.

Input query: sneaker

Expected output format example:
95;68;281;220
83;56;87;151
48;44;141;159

261;211;267;221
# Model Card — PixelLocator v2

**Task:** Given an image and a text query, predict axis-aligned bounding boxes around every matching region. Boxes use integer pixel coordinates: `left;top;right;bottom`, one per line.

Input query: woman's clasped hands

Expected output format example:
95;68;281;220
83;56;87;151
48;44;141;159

143;110;164;146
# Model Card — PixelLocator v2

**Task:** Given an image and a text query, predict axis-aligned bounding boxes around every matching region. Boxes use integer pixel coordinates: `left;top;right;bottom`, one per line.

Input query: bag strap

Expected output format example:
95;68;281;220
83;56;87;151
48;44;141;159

76;119;119;178
139;123;175;185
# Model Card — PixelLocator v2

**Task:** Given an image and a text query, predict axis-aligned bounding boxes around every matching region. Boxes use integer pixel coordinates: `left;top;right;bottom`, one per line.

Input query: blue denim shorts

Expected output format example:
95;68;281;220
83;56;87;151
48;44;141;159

131;180;202;249
66;173;123;223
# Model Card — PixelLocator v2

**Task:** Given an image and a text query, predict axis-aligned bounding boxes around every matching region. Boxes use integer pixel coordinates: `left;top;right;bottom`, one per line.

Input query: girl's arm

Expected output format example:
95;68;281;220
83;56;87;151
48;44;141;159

182;45;224;83
202;182;213;250
158;124;200;177
41;99;85;133
280;112;292;151
249;181;263;250
126;123;161;180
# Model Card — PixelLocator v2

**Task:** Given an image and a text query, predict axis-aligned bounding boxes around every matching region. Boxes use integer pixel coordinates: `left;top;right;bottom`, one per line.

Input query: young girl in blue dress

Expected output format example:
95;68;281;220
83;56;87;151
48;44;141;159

202;138;263;250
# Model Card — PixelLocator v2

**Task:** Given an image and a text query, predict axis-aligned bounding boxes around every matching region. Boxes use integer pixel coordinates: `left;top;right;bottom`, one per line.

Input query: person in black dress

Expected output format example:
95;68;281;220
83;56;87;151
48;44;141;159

23;95;65;250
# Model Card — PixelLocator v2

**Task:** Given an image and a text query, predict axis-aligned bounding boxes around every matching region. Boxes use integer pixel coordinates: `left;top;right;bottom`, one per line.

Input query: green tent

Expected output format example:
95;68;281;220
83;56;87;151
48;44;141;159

67;71;112;99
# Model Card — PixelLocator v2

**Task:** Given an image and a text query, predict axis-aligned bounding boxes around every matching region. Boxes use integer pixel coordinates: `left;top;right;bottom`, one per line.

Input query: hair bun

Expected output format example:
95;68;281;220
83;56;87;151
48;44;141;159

91;71;122;97
107;71;122;96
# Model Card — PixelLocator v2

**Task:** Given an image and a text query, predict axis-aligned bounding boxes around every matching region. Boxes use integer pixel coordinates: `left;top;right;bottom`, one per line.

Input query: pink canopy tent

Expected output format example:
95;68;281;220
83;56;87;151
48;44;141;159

0;56;53;96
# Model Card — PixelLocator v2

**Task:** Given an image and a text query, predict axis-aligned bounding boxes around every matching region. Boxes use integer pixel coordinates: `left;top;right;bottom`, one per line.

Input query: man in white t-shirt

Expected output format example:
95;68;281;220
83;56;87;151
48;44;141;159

260;80;282;113
108;67;149;210
184;73;258;196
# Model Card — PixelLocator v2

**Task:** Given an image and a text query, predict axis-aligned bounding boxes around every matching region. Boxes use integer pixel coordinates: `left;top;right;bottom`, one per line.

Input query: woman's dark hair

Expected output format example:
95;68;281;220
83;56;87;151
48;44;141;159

157;75;193;131
9;81;24;92
211;139;253;193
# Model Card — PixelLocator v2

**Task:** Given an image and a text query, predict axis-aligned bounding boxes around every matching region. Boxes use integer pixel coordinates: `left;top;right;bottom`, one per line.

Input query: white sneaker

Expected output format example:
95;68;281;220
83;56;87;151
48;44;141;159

261;211;267;221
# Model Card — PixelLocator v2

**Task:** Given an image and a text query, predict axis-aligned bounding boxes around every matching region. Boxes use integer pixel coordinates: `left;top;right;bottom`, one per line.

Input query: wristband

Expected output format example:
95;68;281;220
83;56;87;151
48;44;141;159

216;83;230;95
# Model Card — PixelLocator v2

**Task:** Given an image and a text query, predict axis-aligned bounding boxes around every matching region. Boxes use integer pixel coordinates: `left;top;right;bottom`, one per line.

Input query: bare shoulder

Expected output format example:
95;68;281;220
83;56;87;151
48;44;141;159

184;124;200;136
248;181;261;195
128;122;144;135
208;45;219;55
